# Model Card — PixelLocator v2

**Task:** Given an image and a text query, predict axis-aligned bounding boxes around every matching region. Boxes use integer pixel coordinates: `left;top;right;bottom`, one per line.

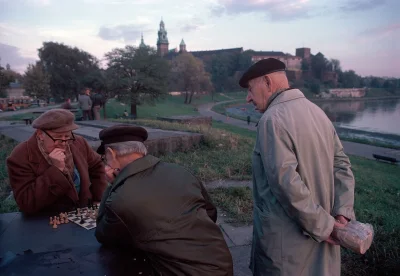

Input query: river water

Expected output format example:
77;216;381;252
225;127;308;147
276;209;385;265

226;98;400;146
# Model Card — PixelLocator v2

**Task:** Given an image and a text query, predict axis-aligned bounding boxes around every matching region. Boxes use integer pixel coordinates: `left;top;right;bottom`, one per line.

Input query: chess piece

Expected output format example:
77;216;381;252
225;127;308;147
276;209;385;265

75;208;78;215
56;217;60;225
53;221;58;229
61;218;65;224
65;217;69;223
49;217;53;225
80;215;85;224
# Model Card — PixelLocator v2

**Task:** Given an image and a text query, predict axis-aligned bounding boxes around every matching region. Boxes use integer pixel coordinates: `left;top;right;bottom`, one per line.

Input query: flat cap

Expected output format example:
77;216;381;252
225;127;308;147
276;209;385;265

239;58;286;88
32;108;79;133
97;124;148;154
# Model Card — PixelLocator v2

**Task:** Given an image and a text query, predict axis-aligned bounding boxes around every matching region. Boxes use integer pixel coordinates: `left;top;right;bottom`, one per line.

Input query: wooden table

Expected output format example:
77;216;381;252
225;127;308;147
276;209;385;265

0;212;154;275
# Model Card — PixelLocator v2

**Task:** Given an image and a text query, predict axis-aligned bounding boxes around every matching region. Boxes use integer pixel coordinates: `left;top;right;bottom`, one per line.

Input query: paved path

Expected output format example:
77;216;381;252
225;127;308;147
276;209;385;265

0;104;59;118
199;102;400;161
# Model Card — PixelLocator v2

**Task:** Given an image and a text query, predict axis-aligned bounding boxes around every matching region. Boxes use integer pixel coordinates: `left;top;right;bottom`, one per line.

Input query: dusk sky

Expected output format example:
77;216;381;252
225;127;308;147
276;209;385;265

0;0;399;77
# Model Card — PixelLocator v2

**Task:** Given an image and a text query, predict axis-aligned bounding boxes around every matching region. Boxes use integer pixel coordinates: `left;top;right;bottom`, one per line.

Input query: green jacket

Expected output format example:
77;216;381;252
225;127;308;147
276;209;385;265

95;155;233;276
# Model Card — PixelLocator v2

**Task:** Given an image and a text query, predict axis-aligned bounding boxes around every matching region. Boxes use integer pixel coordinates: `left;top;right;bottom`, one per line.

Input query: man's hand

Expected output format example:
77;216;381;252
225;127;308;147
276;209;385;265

49;148;66;172
325;219;347;245
335;215;349;225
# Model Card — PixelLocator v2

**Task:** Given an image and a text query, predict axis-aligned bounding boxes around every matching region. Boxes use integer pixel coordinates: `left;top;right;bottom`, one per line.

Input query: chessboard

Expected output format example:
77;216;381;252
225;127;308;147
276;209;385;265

67;204;99;230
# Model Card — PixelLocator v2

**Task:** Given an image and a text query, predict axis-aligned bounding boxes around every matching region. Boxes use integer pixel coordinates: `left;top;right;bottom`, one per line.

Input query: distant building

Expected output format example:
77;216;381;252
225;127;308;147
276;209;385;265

146;19;338;84
329;88;366;98
179;39;187;53
139;33;146;48
157;19;169;56
6;79;25;98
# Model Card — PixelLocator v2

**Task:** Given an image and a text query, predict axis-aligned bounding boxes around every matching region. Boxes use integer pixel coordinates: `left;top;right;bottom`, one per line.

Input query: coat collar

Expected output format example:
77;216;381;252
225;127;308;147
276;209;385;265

266;88;305;110
111;155;160;191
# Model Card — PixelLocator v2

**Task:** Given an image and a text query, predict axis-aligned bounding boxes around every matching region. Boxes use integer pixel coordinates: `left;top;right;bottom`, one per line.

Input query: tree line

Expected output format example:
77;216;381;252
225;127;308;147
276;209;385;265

1;42;399;117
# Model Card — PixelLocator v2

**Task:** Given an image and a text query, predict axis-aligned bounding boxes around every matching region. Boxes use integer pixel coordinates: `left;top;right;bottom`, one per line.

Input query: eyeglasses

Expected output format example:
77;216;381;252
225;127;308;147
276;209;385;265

43;130;76;143
101;156;120;171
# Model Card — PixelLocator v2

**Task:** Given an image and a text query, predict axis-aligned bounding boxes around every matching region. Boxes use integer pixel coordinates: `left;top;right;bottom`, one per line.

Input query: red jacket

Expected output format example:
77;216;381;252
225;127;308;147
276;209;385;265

7;135;107;214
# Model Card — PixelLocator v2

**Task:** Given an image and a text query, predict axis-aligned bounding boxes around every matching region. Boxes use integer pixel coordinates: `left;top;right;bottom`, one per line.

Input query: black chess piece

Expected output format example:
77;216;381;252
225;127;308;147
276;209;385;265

75;207;78;215
80;215;85;224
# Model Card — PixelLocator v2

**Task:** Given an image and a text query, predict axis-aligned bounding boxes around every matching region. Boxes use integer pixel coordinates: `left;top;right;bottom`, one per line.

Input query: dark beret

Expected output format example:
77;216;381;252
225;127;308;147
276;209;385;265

97;124;148;154
239;58;286;88
32;108;79;133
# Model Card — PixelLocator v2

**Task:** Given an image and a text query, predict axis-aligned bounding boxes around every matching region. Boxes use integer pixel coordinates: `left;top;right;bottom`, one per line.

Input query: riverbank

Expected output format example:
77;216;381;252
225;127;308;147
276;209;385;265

212;98;400;150
311;95;400;102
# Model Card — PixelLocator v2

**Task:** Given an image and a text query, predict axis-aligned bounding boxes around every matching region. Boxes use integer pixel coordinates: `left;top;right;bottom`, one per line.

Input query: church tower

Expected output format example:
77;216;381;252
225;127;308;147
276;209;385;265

179;39;187;53
157;18;169;56
139;33;146;48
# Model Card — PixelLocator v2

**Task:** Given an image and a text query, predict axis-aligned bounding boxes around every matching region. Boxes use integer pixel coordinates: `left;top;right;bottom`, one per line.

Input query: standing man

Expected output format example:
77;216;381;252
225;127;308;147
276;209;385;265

78;88;92;120
239;58;356;276
7;109;107;214
91;91;104;120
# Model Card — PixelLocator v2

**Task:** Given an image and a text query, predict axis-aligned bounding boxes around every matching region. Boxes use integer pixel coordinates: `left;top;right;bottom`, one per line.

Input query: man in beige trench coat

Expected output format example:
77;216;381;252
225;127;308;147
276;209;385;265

239;58;356;276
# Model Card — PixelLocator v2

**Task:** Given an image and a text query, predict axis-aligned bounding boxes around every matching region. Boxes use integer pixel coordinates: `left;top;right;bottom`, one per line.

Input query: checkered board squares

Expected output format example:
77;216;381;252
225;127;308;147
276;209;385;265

67;206;99;230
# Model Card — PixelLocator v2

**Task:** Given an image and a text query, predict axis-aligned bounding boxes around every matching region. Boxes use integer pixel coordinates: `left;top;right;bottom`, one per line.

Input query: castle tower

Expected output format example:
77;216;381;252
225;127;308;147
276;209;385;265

179;39;187;53
295;47;311;60
139;33;146;48
157;18;169;56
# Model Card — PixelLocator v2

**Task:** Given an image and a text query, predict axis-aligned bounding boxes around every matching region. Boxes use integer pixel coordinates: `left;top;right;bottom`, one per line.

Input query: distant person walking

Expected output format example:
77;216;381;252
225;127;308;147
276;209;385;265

78;88;92;120
91;91;104;120
61;98;72;110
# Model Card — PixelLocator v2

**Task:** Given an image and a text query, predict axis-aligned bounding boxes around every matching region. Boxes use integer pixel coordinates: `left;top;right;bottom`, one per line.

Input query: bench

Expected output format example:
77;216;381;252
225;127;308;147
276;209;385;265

372;154;398;164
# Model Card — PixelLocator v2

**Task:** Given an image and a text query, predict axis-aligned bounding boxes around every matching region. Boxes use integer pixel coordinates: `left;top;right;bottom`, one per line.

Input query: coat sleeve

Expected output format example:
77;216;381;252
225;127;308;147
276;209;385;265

259;117;335;242
199;181;218;222
81;137;107;201
95;186;131;248
6;144;72;214
332;131;356;220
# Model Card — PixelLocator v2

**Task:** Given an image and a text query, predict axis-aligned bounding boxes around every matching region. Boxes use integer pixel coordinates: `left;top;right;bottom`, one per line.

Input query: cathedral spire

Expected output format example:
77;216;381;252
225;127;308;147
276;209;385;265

157;17;169;56
139;33;146;48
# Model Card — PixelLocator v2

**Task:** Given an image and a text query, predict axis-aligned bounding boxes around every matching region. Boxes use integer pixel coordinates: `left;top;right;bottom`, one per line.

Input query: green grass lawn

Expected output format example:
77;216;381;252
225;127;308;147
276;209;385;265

0;92;246;122
102;92;246;120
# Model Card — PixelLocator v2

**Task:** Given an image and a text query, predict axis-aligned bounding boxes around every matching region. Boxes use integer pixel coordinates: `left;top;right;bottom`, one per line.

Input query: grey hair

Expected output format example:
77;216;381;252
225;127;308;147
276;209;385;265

105;141;147;157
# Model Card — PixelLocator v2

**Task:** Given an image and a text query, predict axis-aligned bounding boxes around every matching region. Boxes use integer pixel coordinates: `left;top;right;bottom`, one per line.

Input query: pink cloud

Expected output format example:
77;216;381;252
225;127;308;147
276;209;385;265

212;0;312;21
341;52;400;77
360;23;400;37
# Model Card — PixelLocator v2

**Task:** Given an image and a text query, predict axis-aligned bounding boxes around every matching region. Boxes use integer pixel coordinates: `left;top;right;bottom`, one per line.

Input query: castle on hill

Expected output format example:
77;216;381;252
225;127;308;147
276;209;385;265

140;19;337;84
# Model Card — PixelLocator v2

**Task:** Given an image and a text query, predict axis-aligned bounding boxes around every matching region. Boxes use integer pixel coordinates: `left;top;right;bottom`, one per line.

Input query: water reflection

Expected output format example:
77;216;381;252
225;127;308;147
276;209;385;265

228;99;400;136
315;99;400;135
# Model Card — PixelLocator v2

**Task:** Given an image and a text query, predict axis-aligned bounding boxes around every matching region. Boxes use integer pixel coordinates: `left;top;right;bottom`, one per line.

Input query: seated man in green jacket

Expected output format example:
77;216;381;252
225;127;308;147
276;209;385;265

95;124;233;276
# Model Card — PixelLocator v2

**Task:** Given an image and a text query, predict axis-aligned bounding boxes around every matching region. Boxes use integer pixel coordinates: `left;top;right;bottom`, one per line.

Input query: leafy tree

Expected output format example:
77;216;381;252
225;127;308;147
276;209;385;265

105;45;169;117
38;41;100;101
330;59;342;73
311;52;329;80
308;79;321;94
23;62;51;100
339;70;361;88
171;53;213;103
0;59;22;97
301;59;310;71
383;79;397;93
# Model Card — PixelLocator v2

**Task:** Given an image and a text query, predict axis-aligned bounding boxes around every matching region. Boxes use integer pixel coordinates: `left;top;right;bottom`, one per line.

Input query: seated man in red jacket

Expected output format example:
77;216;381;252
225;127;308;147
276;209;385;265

7;109;107;214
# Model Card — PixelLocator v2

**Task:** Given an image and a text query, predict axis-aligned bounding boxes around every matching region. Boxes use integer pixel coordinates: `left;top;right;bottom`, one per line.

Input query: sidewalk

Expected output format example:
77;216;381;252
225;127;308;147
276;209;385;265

198;102;400;161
